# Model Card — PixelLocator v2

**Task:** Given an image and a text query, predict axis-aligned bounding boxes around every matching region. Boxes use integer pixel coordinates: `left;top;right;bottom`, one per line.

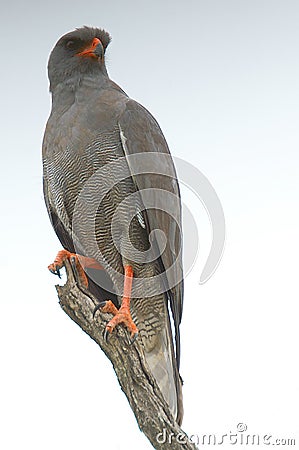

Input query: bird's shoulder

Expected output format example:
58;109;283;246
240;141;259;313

117;96;170;157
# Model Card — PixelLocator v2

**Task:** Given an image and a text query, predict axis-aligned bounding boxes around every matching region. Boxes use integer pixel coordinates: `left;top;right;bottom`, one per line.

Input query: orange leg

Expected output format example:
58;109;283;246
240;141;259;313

48;249;104;288
100;265;138;341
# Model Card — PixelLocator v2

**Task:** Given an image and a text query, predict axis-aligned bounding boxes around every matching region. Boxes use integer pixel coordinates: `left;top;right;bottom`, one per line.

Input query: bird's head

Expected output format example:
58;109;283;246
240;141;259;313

48;26;111;92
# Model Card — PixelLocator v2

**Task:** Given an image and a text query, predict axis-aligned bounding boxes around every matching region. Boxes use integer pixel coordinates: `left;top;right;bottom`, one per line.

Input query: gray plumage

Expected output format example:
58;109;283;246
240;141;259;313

43;26;183;424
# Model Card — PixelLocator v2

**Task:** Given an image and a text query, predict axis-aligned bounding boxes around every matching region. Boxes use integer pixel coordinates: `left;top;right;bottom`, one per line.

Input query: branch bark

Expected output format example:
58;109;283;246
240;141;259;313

55;260;197;450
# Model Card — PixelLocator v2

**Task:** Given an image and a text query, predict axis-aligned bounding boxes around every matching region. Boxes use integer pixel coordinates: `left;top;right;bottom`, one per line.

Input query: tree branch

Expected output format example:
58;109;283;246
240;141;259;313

55;260;197;450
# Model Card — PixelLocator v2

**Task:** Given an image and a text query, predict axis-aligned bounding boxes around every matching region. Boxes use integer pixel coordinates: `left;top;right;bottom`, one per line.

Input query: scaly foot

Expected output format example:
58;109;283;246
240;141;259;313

48;249;88;288
101;300;138;342
94;265;138;343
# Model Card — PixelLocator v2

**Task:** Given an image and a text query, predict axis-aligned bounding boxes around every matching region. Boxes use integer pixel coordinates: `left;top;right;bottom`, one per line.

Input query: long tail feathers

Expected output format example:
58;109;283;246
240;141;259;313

143;315;183;425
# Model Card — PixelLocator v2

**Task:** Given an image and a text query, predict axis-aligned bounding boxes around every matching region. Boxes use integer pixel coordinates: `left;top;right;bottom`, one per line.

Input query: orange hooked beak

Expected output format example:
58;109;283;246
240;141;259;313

77;37;101;58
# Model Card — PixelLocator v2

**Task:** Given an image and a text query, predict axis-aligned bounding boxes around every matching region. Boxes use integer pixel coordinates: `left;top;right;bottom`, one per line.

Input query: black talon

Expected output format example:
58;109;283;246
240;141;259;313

130;332;138;345
70;256;77;274
93;301;107;319
103;328;109;343
70;256;80;283
56;267;61;278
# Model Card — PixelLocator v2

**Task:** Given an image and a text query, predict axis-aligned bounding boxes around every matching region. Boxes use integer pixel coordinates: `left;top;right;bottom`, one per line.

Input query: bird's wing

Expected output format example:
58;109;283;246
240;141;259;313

43;176;75;252
118;99;184;368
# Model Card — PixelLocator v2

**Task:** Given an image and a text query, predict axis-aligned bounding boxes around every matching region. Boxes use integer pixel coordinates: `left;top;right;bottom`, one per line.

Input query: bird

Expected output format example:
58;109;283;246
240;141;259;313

42;26;184;424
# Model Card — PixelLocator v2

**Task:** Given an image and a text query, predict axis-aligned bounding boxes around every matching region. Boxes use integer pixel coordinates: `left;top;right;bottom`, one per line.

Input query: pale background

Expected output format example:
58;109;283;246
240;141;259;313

1;1;298;449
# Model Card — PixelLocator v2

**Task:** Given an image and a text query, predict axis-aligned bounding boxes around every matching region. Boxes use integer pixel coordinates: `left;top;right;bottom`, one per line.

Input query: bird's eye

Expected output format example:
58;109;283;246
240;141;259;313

66;40;75;49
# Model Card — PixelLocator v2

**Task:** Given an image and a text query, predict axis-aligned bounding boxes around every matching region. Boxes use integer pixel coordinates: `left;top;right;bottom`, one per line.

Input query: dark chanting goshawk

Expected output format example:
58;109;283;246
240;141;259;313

42;26;184;424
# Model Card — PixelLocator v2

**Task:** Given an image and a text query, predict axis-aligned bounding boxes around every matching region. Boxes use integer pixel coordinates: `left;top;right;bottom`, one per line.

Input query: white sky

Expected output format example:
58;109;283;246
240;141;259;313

1;1;298;449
